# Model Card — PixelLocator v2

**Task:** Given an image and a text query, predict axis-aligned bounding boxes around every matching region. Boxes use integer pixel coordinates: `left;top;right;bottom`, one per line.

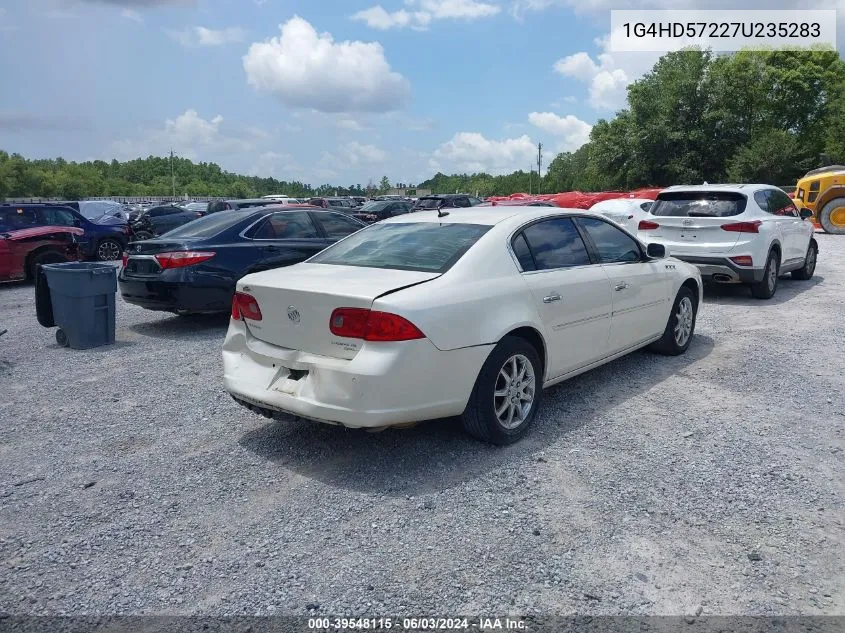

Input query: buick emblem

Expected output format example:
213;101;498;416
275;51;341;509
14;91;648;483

287;306;301;323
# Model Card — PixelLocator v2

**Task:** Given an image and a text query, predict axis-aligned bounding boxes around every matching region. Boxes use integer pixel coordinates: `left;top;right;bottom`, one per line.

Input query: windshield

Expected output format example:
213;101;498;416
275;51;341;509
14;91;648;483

309;222;491;273
160;209;254;238
650;192;747;217
360;201;390;212
415;198;443;209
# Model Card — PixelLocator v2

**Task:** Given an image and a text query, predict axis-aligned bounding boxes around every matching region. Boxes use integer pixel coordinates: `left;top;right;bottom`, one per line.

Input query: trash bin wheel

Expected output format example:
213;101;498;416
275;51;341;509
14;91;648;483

56;328;69;347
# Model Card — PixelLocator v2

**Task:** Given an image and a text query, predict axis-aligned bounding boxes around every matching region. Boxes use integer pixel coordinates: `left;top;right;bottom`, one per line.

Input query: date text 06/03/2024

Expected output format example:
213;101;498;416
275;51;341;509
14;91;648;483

307;617;527;630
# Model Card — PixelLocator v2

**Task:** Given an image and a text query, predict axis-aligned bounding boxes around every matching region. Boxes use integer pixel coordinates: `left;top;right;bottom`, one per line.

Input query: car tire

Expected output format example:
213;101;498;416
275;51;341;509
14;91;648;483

649;286;697;356
96;238;123;261
133;230;154;241
460;335;543;445
27;249;68;280
791;241;818;281
750;250;780;299
819;197;845;235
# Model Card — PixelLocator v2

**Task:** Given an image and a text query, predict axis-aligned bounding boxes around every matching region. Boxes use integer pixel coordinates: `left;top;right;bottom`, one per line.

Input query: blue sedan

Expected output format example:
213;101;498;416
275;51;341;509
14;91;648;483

118;205;366;315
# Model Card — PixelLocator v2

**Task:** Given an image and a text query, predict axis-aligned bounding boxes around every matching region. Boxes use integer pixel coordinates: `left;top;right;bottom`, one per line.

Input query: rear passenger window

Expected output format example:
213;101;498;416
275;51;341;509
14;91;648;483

511;233;536;271
0;208;38;228
577;216;642;263
250;212;318;239
521;218;591;270
317;212;363;238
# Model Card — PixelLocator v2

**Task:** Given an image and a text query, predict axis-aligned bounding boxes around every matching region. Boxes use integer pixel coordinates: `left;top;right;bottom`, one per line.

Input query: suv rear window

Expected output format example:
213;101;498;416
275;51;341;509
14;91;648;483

309;222;491;273
650;191;747;217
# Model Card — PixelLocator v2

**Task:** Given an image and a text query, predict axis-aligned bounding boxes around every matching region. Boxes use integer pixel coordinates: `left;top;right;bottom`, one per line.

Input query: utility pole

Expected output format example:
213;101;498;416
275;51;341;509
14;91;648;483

528;164;533;195
170;149;176;198
537;142;543;194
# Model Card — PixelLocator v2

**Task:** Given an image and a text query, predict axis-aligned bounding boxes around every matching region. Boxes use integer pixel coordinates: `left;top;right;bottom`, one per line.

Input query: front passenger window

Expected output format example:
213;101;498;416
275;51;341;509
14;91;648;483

577;216;642;263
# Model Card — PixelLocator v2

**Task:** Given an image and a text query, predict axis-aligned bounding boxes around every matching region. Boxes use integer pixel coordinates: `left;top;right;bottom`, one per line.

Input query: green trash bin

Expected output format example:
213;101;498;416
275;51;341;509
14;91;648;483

41;262;117;349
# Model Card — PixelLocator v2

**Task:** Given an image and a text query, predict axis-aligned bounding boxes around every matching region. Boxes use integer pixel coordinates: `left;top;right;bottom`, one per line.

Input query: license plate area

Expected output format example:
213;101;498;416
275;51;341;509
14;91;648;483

125;258;160;275
270;366;310;395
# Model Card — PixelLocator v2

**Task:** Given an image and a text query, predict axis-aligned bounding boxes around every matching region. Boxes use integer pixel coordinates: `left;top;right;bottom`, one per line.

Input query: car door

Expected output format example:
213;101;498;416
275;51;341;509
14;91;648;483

767;189;807;263
38;206;89;251
245;211;328;272
576;215;669;352
515;217;613;379
312;211;365;243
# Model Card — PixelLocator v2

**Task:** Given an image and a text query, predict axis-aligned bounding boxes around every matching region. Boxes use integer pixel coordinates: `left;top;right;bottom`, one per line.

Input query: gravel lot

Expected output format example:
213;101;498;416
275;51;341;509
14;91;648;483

1;235;843;618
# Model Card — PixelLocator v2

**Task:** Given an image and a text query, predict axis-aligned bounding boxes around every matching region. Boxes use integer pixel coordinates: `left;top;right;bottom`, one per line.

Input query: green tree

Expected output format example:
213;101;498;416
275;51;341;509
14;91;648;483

378;176;391;194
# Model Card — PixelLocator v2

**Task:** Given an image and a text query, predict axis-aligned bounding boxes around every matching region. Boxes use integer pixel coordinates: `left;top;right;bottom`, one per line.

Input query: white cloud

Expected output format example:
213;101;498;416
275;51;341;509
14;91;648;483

510;0;845;19
527;112;591;151
120;8;143;22
243;16;410;113
554;31;662;111
112;109;269;161
321;142;389;170
432;132;536;175
352;0;500;30
249;151;301;180
168;26;246;47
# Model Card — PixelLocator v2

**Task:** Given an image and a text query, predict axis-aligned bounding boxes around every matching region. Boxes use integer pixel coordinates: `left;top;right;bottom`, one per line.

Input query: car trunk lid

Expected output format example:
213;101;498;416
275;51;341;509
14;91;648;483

643;192;746;256
123;239;199;275
237;263;440;360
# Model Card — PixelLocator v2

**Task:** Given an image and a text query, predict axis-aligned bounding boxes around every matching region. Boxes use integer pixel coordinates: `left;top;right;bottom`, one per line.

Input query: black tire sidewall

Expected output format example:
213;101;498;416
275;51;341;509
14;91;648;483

663;286;697;354
468;337;543;444
97;238;122;261
753;251;779;299
820;198;845;235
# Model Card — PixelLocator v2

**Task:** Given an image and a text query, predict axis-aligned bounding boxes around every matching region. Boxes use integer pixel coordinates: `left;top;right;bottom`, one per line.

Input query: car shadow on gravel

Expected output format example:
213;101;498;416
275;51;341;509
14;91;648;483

703;275;823;306
129;313;230;339
239;334;715;497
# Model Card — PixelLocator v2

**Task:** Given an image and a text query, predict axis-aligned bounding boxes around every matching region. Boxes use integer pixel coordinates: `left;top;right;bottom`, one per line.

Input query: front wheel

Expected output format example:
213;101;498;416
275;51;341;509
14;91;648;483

460;336;543;445
792;241;817;281
132;230;154;241
650;286;697;356
819;198;845;235
750;250;779;299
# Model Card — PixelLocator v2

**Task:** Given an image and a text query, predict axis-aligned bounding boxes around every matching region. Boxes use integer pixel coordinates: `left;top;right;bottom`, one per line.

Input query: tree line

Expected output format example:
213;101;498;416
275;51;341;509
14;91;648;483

2;48;842;200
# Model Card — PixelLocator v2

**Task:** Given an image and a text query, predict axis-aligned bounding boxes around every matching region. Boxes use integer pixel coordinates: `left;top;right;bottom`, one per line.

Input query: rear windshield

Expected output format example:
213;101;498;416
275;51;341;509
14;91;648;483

162;209;254;238
415;198;444;209
309;222;491;273
650;192;747;217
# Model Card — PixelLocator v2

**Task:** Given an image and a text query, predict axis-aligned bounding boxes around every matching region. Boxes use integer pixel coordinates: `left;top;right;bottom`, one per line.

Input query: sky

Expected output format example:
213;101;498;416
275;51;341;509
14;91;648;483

0;0;841;187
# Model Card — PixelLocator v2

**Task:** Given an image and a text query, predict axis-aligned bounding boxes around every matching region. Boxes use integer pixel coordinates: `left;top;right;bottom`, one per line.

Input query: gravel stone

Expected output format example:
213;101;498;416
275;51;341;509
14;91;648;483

1;242;844;616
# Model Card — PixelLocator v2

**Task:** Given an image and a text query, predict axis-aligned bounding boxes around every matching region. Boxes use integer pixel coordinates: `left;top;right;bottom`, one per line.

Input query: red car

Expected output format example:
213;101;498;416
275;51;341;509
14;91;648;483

0;225;84;282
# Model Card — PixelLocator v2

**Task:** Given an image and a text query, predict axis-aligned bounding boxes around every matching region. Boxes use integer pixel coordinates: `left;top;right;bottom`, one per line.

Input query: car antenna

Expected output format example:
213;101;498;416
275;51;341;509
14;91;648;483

437;206;449;218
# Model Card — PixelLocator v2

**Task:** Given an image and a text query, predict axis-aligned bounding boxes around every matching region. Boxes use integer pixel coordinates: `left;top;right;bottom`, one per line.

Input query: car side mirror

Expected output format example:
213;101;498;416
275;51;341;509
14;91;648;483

799;208;814;220
647;243;666;259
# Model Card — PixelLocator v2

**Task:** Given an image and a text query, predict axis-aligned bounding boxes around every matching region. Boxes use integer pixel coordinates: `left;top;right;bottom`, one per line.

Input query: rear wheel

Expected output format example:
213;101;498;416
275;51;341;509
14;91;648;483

750;250;779;299
650;286;697;356
819;198;845;235
27;249;68;280
791;241;817;281
96;238;123;261
460;336;542;445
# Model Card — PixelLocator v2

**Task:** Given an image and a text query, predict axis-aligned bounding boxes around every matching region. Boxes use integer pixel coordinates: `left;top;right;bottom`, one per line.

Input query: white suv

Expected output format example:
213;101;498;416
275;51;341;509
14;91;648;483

638;185;818;299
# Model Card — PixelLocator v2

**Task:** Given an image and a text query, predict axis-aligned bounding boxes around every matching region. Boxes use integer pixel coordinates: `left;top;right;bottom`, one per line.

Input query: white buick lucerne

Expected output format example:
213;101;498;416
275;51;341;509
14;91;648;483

223;207;703;444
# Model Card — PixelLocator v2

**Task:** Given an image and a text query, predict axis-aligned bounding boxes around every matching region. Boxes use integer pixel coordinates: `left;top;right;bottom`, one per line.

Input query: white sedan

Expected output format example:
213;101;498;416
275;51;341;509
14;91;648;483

587;197;655;233
223;207;702;444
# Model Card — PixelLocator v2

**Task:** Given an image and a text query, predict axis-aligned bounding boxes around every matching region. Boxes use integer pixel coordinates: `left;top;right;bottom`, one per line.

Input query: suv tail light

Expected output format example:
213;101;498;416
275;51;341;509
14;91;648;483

330;308;424;342
154;251;216;269
730;255;753;267
231;292;262;321
638;220;660;230
721;220;761;233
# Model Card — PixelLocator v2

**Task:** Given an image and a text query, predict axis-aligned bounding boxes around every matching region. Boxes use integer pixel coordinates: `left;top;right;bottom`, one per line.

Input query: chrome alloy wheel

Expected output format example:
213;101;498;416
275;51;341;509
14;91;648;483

493;354;535;429
674;296;694;347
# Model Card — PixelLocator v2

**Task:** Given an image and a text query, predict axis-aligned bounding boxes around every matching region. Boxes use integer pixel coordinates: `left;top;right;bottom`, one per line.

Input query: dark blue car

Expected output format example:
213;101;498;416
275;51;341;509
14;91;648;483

0;203;129;261
118;206;365;315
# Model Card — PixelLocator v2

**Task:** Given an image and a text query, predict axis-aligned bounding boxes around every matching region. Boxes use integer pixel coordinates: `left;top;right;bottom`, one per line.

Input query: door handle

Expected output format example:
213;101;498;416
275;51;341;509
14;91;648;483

615;281;629;291
543;292;561;303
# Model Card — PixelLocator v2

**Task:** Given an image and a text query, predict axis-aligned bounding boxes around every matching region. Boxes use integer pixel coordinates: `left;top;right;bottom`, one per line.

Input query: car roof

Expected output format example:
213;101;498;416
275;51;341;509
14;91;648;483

381;206;584;227
0;202;77;210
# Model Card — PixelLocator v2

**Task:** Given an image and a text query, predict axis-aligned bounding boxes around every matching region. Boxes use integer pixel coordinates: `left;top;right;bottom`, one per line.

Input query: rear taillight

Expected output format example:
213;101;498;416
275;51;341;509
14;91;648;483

730;255;753;267
329;308;424;342
721;220;761;233
232;292;262;321
153;251;215;269
638;220;660;230
121;253;128;267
